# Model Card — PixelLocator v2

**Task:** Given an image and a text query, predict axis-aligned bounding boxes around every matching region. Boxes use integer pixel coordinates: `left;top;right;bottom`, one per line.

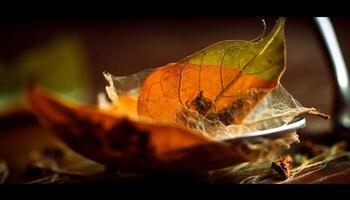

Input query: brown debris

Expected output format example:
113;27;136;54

189;91;214;116
206;99;246;125
271;155;293;179
189;88;268;125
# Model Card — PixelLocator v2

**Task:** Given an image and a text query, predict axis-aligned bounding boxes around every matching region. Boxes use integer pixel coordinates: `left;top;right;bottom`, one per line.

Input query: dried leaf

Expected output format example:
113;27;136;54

271;155;293;179
27;17;329;173
104;17;327;140
138;18;286;126
27;86;248;172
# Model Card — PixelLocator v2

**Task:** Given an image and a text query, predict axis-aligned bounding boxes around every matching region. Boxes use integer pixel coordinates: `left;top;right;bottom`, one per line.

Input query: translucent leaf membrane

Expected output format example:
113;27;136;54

104;69;154;97
99;70;154;119
137;18;287;126
212;85;316;140
102;72;316;141
101;70;329;163
99;17;328;162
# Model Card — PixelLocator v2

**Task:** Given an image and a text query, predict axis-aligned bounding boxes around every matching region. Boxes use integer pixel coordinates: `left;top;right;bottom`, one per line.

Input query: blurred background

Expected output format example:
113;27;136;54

1;16;348;132
0;16;349;182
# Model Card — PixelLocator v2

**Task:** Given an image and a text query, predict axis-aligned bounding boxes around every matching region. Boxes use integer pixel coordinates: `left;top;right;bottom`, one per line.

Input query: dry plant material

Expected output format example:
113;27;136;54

271;155;293;179
28;87;246;172
27;17;329;173
137;18;286;126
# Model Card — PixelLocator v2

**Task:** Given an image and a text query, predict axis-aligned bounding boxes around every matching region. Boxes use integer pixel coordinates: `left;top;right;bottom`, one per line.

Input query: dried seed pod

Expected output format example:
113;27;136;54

271;155;293;179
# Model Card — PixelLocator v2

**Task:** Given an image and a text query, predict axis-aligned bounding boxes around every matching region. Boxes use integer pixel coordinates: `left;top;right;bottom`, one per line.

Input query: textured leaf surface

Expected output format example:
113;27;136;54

28;86;248;172
26;18;329;172
138;18;286;125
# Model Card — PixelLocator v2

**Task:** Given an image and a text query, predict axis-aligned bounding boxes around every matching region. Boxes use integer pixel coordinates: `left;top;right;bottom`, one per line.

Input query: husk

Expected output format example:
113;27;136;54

100;71;327;162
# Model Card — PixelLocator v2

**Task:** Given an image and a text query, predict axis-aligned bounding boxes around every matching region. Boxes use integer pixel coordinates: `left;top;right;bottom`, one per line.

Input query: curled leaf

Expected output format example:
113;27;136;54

28;86;249;172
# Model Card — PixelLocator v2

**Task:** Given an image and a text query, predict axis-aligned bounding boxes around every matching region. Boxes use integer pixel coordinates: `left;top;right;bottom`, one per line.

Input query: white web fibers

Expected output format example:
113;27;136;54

197;84;315;141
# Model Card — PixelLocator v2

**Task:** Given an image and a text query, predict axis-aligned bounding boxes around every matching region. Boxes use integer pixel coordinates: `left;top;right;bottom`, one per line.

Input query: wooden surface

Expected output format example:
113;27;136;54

1;113;350;184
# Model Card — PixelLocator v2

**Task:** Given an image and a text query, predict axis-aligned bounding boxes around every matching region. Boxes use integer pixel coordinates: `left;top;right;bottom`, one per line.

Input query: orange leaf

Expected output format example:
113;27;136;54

138;63;276;125
138;18;286;126
27;86;246;172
